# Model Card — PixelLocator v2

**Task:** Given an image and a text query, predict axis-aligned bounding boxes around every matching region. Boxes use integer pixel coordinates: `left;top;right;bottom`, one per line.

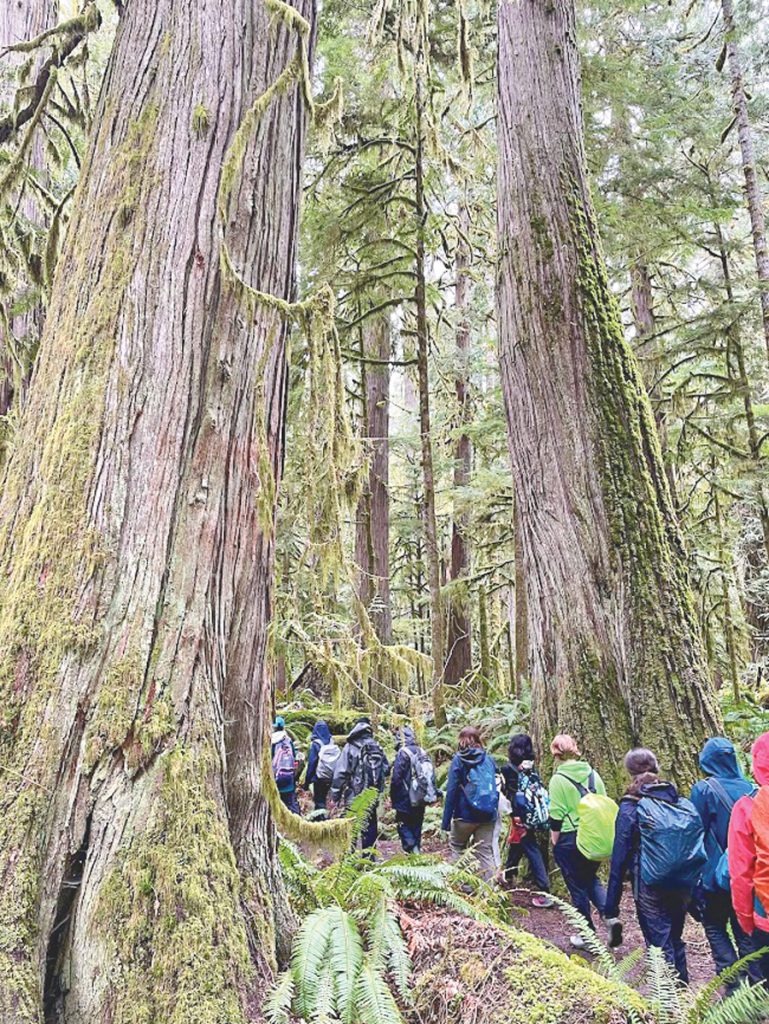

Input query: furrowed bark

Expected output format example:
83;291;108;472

496;0;719;785
0;0;314;1019
445;207;473;688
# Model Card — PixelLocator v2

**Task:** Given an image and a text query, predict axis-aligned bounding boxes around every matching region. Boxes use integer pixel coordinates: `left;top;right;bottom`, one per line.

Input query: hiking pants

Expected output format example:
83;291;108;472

635;883;690;983
279;789;300;815
751;929;769;983
505;832;550;891
360;806;379;851
701;889;761;988
396;808;425;854
313;779;331;814
449;819;496;882
553;832;606;928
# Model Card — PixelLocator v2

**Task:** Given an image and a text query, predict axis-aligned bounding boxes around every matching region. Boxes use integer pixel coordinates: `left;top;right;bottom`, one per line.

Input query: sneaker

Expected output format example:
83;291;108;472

569;934;588;949
605;918;623;949
532;894;555;908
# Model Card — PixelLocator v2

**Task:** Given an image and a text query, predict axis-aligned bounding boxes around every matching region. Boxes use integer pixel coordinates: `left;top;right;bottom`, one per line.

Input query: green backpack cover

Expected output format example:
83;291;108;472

564;771;618;861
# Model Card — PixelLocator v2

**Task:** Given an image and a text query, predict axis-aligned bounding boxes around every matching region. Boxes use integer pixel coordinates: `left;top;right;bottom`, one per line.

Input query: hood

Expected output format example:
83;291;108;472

555;760;595;784
699;737;744;780
458;746;486;767
271;729;287;745
347;720;373;744
752;732;769;786
639;780;678;803
396;726;418;750
311;720;331;744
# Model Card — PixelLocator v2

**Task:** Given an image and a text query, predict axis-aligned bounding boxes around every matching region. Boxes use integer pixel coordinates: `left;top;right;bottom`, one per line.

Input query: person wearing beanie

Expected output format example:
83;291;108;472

691;737;762;987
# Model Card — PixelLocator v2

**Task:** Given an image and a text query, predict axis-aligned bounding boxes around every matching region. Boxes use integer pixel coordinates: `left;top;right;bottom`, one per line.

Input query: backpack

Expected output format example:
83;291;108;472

405;747;438;808
518;767;550;830
461;755;499;817
272;735;296;788
564;771;618;861
316;740;341;782
351;738;387;795
637;795;707;889
705;777;755;891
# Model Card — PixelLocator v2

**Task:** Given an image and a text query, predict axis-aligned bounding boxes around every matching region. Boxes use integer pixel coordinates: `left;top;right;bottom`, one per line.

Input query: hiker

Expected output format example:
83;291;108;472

271;716;301;815
441;725;499;882
690;737;762;987
728;731;769;982
500;733;552;907
329;719;389;850
390;725;439;854
549;734;616;947
605;756;706;983
304;719;340;817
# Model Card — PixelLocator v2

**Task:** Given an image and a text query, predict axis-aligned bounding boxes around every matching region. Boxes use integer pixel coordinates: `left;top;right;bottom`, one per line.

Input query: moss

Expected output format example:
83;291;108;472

0;103;161;1016
191;103;210;138
96;746;253;1024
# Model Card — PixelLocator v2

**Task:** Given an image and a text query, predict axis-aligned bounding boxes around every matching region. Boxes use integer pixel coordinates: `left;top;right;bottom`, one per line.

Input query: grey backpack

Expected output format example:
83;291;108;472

406;748;438;807
316;740;341;782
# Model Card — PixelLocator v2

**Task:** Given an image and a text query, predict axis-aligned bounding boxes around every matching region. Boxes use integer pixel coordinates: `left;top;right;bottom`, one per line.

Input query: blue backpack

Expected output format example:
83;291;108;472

709;781;758;890
462;755;498;817
637;795;707;889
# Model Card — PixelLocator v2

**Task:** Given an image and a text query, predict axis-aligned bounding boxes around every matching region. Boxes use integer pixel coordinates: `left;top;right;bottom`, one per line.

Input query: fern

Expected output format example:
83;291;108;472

347;786;380;846
548;896;618;978
325;905;364;1022
645;946;684;1024
353;959;404;1024
291;907;336;1017
688;948;767;1023
264;970;294;1024
698;980;769;1024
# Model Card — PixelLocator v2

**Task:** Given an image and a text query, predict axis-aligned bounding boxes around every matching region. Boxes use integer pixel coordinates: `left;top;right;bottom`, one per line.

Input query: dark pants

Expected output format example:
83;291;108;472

505;832;550;891
313;779;331;814
553;832;606;928
279;789;300;815
636;883;690;983
396;808;425;853
701;889;761;988
360;806;378;850
752;928;769;982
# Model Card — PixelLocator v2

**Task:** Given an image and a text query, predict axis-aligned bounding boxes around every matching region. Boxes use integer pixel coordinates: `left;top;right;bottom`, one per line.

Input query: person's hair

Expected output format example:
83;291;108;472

627;770;659;798
624;748;659;778
550;734;581;760
458;725;483;750
508;733;535;766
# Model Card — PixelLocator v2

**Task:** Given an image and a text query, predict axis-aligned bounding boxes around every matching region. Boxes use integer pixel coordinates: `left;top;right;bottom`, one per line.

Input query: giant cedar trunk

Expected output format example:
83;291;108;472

0;0;58;417
496;0;719;783
0;0;313;1019
354;317;392;645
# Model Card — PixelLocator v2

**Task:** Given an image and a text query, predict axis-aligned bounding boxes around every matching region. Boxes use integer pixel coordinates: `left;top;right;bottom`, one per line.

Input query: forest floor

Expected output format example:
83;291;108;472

375;833;714;992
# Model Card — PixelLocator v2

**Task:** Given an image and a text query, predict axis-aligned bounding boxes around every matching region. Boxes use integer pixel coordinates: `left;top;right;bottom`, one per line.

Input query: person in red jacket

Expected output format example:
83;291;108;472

727;731;769;981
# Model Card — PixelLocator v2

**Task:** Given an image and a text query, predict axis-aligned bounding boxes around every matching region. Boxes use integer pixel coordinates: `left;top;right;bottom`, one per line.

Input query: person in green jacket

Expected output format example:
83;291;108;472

549;734;610;948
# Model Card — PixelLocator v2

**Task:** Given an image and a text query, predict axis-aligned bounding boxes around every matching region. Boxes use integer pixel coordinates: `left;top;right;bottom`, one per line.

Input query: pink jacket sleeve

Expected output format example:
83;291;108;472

729;795;756;935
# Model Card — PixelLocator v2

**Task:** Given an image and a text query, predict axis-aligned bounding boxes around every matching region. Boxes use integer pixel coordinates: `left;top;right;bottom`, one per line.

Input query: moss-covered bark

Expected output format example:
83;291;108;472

0;0;317;1019
496;0;719;788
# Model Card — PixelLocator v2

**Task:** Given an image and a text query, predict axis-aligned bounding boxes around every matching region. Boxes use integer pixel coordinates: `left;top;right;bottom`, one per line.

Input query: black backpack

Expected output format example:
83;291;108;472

351;738;386;796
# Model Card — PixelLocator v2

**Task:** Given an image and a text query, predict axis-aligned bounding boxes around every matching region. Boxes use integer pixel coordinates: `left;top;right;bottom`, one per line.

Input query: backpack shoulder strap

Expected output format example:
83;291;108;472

561;771;588;799
706;777;737;815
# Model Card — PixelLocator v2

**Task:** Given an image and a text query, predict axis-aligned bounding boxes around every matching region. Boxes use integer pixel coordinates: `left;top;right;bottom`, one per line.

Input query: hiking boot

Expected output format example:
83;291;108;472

569;934;588;949
532;894;555;908
605;918;623;948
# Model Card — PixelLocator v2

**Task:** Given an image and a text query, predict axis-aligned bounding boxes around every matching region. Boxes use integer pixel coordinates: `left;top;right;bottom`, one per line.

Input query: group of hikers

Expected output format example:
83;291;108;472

271;714;769;987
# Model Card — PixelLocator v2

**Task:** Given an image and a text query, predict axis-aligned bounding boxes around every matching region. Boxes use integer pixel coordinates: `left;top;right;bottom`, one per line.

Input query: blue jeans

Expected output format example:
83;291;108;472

636;883;690;983
313;779;331;814
553;832;606;928
505;832;550;891
279;789;300;815
701;889;761;988
360;806;378;851
396;808;425;853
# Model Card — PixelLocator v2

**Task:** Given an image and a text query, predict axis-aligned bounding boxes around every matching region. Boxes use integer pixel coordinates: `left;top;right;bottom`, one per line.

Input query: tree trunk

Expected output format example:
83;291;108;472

720;0;769;365
496;0;719;784
354;317;392;645
0;0;314;1019
414;57;446;727
0;0;58;418
445;208;473;688
513;494;528;696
